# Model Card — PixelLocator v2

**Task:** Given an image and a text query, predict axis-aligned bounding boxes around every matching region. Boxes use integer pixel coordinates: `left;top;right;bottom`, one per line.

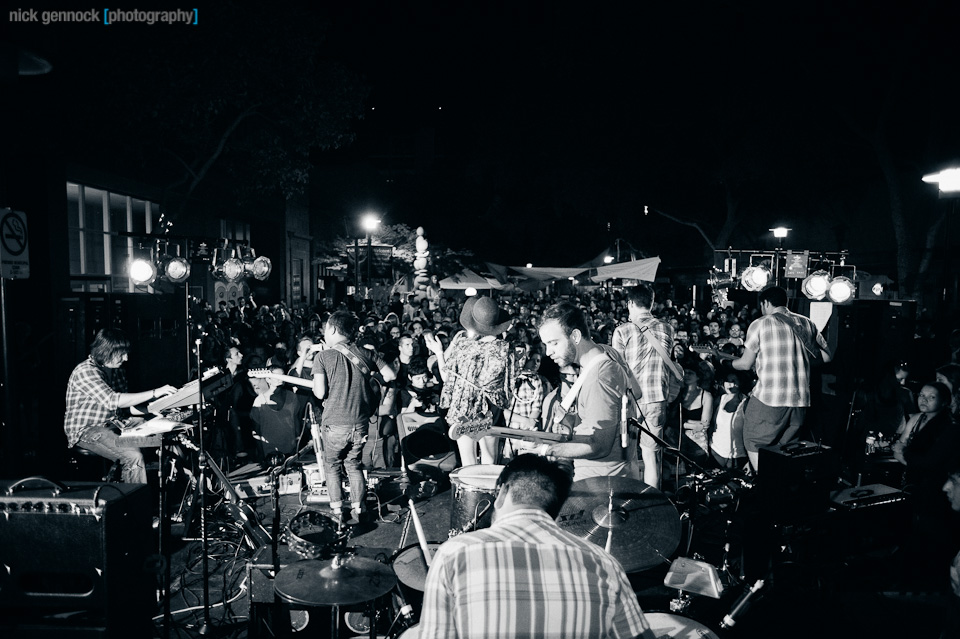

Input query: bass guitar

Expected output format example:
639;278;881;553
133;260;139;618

449;418;574;445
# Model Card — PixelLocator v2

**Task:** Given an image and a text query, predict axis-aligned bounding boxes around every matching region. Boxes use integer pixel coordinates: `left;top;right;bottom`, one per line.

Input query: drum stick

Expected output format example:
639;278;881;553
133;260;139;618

407;498;432;567
604;489;614;553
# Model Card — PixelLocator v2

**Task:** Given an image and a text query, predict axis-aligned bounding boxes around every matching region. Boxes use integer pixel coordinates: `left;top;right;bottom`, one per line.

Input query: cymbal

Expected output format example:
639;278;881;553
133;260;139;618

275;556;397;606
557;476;680;573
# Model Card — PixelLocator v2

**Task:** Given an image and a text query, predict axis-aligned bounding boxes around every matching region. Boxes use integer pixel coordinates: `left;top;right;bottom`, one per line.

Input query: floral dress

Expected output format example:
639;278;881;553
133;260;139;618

439;332;518;426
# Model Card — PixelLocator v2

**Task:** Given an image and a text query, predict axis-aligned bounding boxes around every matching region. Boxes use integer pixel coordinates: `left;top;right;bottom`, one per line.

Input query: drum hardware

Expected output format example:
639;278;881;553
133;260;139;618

449;465;503;537
664;556;725;615
285;510;346;560
558;476;681;573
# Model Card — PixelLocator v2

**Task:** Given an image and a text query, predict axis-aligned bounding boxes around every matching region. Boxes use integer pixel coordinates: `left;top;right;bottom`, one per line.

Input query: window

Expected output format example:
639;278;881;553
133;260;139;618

66;182;160;293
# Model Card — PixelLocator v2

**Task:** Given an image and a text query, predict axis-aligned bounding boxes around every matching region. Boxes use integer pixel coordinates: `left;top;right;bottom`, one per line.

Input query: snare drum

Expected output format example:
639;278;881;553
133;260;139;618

449;464;503;536
645;612;719;639
391;542;442;614
286;510;340;560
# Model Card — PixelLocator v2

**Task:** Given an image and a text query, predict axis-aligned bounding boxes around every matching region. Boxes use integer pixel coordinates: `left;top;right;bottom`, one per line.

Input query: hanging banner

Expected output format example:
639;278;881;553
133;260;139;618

0;209;29;280
345;244;393;279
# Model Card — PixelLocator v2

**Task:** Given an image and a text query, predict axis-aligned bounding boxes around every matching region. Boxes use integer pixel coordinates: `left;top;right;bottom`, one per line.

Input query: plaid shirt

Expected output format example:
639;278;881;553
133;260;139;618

64;357;125;447
420;508;650;639
611;310;673;403
744;308;825;407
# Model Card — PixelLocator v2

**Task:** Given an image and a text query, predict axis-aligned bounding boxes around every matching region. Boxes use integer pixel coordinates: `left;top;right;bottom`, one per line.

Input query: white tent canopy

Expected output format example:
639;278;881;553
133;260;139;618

590;257;661;283
439;268;513;290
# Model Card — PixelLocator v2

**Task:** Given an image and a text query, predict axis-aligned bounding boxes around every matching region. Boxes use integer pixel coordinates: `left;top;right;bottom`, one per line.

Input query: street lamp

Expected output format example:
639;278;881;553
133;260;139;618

361;213;381;293
769;227;790;285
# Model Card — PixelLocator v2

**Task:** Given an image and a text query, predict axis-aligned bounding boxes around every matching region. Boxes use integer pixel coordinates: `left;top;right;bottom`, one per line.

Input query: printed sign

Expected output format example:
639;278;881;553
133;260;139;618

0;209;29;279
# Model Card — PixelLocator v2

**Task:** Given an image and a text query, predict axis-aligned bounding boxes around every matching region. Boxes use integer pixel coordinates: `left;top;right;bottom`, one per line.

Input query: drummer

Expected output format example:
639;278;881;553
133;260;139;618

419;454;653;639
536;302;641;481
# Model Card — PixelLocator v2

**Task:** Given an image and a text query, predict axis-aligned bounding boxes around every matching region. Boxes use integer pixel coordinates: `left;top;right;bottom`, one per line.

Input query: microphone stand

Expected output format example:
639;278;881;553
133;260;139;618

194;338;217;636
628;417;709;476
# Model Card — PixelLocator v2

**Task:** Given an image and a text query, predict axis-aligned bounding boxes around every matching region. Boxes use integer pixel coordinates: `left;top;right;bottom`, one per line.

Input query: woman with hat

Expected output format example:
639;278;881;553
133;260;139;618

425;296;519;465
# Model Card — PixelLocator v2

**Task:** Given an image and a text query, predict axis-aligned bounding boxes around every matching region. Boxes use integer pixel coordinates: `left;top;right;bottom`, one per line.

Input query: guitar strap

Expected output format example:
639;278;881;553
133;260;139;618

330;342;372;378
637;322;684;380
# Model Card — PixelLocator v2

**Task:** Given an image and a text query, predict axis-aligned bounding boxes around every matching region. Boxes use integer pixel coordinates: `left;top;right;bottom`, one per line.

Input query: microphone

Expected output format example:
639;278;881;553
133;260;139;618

720;579;764;629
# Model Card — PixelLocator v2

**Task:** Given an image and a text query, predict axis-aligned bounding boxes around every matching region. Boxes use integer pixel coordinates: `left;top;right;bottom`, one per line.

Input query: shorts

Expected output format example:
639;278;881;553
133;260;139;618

740;397;806;453
637;401;667;451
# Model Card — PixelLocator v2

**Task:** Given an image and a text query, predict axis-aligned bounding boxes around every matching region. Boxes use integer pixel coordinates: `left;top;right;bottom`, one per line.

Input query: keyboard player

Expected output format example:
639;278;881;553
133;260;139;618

64;329;178;484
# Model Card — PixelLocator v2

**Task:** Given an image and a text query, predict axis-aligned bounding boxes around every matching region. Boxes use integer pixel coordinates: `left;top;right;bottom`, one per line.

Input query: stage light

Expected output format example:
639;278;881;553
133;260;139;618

212;247;244;282
740;265;770;292
871;282;884;296
160;256;191;283
827;276;856;304
770;227;790;239
239;246;273;281
603;255;615;264
129;257;157;285
465;287;478;297
801;270;832;300
922;168;960;193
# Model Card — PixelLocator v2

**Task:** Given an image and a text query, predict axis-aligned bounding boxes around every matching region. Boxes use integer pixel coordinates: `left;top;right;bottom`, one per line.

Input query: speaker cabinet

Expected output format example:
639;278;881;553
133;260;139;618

0;480;153;638
758;441;841;519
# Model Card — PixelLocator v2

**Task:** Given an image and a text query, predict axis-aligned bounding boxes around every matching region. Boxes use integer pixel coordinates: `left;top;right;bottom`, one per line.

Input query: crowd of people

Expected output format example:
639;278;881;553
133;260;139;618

62;280;960;637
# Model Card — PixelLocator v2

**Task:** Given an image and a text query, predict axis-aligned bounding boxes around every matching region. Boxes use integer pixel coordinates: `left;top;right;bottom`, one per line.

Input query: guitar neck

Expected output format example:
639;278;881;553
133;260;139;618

248;370;314;389
450;422;572;444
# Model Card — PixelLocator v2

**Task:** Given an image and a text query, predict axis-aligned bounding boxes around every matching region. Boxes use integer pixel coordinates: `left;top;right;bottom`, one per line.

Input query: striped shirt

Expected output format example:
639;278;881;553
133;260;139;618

611;311;674;403
744;308;825;407
419;508;650;639
64;357;125;447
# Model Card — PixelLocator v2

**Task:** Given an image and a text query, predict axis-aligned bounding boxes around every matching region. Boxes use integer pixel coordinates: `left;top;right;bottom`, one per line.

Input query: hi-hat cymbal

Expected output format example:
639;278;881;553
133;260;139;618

558;476;680;573
275;556;397;606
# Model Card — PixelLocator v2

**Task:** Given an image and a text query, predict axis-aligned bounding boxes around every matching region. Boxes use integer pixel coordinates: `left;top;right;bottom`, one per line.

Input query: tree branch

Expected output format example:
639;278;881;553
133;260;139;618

653;207;717;251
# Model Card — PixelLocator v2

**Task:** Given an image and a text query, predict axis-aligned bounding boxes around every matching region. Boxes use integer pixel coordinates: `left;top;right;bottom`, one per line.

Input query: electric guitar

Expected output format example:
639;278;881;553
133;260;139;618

449;418;574;444
247;368;314;389
690;344;738;361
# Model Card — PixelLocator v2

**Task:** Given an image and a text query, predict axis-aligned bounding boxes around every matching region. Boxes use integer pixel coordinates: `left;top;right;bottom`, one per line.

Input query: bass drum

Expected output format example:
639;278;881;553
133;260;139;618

644;612;719;639
397;624;419;638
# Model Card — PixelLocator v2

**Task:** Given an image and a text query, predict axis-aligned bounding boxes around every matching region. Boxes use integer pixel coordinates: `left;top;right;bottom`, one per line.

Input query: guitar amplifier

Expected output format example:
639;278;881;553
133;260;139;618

758;441;841;519
0;479;153;638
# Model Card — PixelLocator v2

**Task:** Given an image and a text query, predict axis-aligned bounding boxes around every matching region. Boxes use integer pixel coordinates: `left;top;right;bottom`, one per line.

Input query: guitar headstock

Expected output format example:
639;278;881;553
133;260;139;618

247;368;274;379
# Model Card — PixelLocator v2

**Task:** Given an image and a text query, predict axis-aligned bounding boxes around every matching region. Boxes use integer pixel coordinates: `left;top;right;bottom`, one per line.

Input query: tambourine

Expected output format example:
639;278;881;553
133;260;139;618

286;510;340;560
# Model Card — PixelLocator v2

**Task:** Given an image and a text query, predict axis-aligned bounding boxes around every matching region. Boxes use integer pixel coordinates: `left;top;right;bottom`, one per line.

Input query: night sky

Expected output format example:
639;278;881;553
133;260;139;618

5;1;960;274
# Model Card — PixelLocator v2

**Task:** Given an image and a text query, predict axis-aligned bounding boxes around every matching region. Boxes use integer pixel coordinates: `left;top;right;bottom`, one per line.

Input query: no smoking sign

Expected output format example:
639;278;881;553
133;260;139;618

0;209;29;279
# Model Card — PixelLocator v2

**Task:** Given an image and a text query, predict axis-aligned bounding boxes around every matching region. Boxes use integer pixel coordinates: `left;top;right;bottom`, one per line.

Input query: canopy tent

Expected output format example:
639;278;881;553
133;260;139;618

509;265;590;281
439;268;513;291
590;257;661;283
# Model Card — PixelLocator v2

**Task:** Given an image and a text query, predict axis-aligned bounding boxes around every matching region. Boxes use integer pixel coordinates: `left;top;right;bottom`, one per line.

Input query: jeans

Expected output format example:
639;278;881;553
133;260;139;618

321;423;367;510
76;425;162;484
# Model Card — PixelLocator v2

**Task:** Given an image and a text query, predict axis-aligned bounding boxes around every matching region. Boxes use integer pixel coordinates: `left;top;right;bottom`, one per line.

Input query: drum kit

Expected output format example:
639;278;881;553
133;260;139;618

270;463;752;637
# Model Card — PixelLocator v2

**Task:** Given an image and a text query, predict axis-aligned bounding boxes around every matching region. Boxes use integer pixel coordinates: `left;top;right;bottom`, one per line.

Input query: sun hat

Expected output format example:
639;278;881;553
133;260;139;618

459;296;513;337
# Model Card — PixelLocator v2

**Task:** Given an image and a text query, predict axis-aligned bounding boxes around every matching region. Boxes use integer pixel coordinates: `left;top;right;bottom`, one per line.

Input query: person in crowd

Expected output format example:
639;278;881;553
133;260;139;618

537;301;640;481
731;286;832;472
64;328;177;484
248;364;300;463
427;296;518;465
937;364;960;420
312;311;397;522
710;369;749;469
501;347;551;460
611;284;676;488
942;461;960;638
892;381;960;590
680;363;714;468
419;454;653;639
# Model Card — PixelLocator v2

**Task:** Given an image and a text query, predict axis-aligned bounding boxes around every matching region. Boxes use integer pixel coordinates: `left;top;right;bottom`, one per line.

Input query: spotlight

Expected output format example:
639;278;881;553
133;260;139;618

160;256;191;283
871;282;884;296
240;247;272;281
801;270;832;300
129;257;157;285
740;265;770;292
827;276;856;304
212;248;244;282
